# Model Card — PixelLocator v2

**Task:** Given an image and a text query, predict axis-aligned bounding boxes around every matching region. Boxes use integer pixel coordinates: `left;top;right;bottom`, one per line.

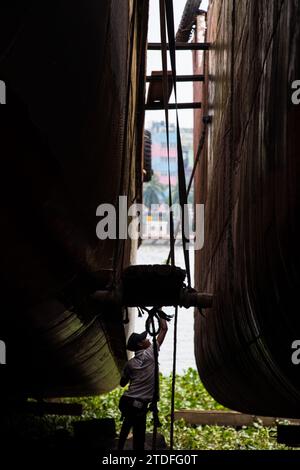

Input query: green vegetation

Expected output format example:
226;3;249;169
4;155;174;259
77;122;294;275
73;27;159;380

67;368;290;450
143;174;167;207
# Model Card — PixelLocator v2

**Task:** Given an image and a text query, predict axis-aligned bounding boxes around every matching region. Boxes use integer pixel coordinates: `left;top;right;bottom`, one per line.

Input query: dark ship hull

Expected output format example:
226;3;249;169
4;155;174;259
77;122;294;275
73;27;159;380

194;0;300;418
0;0;148;397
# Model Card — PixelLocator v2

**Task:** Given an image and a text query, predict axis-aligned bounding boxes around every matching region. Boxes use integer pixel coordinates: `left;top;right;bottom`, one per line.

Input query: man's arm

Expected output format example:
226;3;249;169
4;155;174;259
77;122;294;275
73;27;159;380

120;365;130;387
157;318;168;347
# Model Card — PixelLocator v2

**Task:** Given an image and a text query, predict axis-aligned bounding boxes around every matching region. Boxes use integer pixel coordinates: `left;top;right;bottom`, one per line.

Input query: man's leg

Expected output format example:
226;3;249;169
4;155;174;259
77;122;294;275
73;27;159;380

132;412;147;451
118;416;132;450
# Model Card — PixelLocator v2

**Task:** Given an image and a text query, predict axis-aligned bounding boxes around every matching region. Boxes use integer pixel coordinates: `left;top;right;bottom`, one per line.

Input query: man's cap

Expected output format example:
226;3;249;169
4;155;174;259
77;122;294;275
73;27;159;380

126;331;147;351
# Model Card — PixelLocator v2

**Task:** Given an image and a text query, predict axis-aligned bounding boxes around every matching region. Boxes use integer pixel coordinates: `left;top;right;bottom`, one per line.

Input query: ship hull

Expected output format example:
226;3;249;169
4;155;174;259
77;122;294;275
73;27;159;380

0;0;148;397
194;0;300;418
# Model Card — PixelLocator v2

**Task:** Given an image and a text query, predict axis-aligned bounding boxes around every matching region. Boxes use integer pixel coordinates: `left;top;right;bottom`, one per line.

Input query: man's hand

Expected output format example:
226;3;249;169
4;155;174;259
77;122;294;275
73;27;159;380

158;309;173;322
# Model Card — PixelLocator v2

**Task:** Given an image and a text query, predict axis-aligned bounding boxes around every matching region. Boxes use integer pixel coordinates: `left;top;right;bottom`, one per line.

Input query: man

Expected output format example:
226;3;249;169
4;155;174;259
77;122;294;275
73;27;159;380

118;318;168;451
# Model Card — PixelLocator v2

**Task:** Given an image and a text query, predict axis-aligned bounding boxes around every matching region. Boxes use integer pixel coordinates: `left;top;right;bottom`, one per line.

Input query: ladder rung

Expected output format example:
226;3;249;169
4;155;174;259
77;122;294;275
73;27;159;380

146;74;204;83
147;42;211;51
145;102;202;111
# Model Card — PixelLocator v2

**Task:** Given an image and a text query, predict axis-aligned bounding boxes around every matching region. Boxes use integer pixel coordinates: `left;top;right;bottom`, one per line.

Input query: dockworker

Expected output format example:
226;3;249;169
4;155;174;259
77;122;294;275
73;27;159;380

117;318;168;451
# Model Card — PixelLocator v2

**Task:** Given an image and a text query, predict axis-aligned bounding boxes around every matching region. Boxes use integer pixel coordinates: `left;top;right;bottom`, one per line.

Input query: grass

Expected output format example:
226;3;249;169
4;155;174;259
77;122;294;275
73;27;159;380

63;368;292;450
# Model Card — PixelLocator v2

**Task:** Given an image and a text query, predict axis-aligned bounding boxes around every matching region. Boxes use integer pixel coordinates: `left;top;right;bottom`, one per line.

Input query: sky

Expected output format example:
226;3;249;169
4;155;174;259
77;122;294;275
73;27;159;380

145;0;209;129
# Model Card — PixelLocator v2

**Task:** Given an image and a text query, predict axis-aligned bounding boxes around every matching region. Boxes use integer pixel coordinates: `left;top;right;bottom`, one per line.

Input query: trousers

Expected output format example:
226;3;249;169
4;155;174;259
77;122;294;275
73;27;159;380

118;395;150;451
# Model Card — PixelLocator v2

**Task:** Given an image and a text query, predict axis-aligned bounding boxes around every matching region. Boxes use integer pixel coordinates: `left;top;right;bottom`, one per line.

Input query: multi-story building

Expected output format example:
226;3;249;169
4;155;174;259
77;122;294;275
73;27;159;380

147;121;193;187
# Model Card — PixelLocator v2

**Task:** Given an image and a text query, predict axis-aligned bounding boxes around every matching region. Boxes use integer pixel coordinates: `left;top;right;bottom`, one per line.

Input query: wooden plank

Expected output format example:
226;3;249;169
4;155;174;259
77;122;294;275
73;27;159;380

146;70;173;107
146;74;205;83
146;103;202;110
174;410;300;427
147;42;211;51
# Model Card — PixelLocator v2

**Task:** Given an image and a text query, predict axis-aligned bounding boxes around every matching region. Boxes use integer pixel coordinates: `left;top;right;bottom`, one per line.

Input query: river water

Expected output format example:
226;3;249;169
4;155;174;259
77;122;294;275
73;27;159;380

135;242;197;376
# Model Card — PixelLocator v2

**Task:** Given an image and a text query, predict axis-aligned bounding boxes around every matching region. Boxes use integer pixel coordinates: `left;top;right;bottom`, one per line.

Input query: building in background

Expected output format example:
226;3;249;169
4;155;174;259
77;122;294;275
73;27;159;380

147;121;193;187
143;120;194;240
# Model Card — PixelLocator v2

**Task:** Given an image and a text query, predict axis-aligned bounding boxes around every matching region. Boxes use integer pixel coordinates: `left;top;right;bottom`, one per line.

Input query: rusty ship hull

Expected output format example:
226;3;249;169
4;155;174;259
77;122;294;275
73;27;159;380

0;0;148;398
194;0;300;418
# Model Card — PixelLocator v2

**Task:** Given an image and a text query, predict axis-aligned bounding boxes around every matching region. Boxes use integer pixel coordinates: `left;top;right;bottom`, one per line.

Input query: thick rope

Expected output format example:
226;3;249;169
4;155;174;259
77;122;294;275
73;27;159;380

163;0;192;448
166;123;208;265
165;0;192;288
143;308;163;450
160;0;175;267
170;305;179;450
156;0;200;451
151;314;160;450
143;306;173;450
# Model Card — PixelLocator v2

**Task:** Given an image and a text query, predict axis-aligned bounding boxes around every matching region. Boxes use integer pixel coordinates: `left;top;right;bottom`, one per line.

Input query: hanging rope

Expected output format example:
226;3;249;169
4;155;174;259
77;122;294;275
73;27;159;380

162;0;192;449
159;0;175;268
166;122;208;265
158;0;179;450
150;313;160;450
140;307;173;450
170;305;178;450
165;0;192;289
163;0;211;449
155;0;204;451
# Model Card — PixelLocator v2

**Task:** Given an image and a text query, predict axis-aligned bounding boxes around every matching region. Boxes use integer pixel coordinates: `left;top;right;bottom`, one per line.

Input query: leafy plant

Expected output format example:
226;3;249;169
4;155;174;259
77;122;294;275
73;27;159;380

143;174;167;207
63;368;292;450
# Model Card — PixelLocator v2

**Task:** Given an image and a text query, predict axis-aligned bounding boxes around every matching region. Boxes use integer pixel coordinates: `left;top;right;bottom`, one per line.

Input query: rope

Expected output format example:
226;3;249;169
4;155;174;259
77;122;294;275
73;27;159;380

155;0;200;451
166;122;208;265
145;308;162;336
142;306;173;449
163;0;211;448
163;0;194;448
170;305;178;450
165;0;192;289
140;307;172;450
150;314;160;450
159;0;179;450
159;0;175;267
